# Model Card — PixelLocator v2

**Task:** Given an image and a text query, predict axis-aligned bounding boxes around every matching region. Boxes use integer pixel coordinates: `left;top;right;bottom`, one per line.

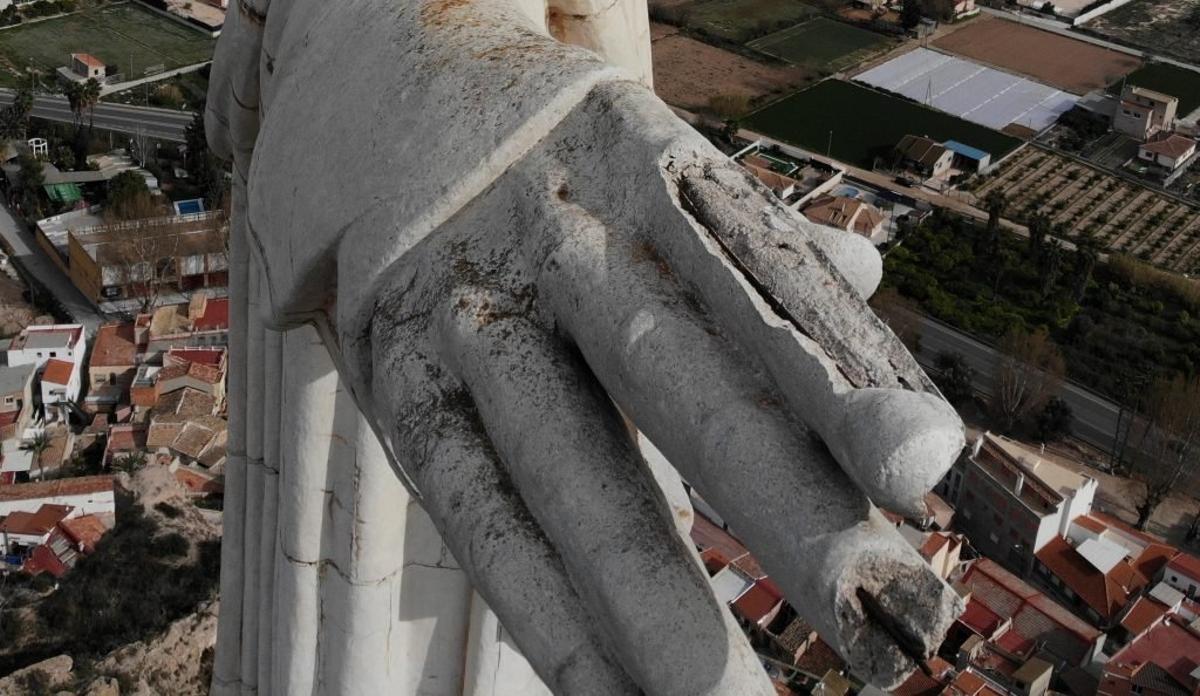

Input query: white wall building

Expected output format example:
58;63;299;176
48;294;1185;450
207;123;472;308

39;358;82;422
6;324;85;368
0;476;115;518
1163;554;1200;597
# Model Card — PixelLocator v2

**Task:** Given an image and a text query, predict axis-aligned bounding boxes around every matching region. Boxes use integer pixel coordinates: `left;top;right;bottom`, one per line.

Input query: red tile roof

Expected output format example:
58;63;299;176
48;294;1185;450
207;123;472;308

948;669;987;696
962;558;1101;664
1035;536;1149;622
0;503;72;535
58;514;107;551
732;579;783;626
959;597;1004;637
72;53;104;68
0;476;114;503
193;297;229;331
1120;596;1168;636
891;656;953;696
1141;132;1196;160
166;347;224;366
1167;552;1200;579
1107;617;1200;689
41;359;74;385
691;513;765;578
1074;515;1107;534
90;323;137;368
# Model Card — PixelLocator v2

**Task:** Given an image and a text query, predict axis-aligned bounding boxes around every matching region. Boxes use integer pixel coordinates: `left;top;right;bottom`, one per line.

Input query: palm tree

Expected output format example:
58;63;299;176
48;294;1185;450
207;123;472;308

81;78;101;130
22;432;51;481
63;81;83;128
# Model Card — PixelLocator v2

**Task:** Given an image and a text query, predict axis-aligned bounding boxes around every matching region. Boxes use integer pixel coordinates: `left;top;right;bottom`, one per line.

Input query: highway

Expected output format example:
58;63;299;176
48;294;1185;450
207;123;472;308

902;310;1121;453
0;89;194;142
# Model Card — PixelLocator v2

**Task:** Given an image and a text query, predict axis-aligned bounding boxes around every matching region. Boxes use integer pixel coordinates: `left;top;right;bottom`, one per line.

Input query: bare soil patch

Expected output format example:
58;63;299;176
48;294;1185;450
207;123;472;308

650;23;811;113
933;16;1141;94
1085;0;1200;67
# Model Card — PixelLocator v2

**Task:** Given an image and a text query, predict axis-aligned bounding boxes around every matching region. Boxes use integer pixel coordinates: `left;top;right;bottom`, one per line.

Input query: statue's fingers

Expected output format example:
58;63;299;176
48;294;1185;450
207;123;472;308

664;167;964;518
384;372;639;696
536;221;964;688
437;289;774;696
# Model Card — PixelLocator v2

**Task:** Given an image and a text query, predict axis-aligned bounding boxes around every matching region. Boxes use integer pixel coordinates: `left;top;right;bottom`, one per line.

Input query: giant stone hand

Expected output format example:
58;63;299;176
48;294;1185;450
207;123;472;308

207;0;967;693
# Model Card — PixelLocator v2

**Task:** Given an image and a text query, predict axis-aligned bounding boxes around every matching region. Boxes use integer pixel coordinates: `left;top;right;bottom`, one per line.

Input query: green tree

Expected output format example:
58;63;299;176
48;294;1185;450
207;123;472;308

16;153;46;218
112;451;147;474
1035;397;1073;442
1027;212;1050;261
22;431;52;480
107;170;154;220
1038;239;1063;300
978;190;1006;259
1132;374;1200;530
1072;234;1099;303
0;85;34;139
901;0;922;28
934;351;975;406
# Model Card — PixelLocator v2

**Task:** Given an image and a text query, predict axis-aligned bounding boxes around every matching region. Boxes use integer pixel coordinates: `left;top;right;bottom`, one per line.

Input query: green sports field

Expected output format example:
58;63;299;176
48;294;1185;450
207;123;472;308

744;80;1022;169
1110;63;1200;116
683;0;819;45
748;17;892;72
0;3;215;88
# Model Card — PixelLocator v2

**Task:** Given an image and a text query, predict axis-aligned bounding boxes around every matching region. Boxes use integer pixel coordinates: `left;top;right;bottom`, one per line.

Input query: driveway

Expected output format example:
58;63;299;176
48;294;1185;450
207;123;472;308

0;203;102;333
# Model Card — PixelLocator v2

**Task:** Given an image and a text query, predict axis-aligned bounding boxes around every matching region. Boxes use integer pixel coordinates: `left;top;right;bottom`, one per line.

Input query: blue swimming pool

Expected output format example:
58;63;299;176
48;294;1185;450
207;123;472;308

175;199;205;215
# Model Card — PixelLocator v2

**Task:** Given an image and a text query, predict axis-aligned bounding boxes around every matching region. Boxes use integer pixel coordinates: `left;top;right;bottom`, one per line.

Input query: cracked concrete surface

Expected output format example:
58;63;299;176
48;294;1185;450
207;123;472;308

207;0;967;693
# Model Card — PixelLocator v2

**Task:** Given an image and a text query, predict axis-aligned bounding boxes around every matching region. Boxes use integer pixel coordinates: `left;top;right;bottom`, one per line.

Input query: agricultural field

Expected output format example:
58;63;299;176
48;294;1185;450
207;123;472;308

972;147;1200;274
932;17;1141;94
680;0;820;44
747;17;893;72
0;2;216;88
650;24;812;114
1110;63;1200;116
1084;0;1200;68
743;80;1021;169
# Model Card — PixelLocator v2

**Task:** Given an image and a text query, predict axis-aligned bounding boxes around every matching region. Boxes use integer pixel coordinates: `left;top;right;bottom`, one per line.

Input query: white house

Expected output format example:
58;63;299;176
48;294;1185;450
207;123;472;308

1138;132;1197;173
1163;553;1200;598
0;476;115;518
6;324;84;368
0;503;77;556
39;358;81;422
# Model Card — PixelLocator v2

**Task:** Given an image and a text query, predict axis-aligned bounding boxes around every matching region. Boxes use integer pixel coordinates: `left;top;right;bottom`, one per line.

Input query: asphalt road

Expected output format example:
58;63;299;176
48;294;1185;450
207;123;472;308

0;89;194;142
907;312;1121;453
0;203;102;333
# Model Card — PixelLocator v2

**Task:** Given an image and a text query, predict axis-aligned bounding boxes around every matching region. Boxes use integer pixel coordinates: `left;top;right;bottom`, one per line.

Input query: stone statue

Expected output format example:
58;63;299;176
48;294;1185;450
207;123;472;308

205;0;967;694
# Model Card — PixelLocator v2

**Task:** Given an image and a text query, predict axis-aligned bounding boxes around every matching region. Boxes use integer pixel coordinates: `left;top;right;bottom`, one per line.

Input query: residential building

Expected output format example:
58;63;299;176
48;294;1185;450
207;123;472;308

65;211;227;304
938;433;1098;576
23;513;109;577
88;322;139;401
733;142;845;210
0;502;75;556
1033;512;1176;627
802;195;887;244
1113;85;1179;140
943;140;993;174
69;53;106;81
1137;132;1197;179
0;476;115;518
39;358;82;422
136;295;230;361
895;135;954;182
958;558;1104;669
6;324;85;367
1098;598;1200;696
1163;553;1200;597
0;363;36;441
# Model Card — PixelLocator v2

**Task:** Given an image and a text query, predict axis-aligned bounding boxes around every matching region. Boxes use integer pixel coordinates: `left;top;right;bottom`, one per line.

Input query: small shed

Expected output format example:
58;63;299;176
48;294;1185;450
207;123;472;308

943;140;992;173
